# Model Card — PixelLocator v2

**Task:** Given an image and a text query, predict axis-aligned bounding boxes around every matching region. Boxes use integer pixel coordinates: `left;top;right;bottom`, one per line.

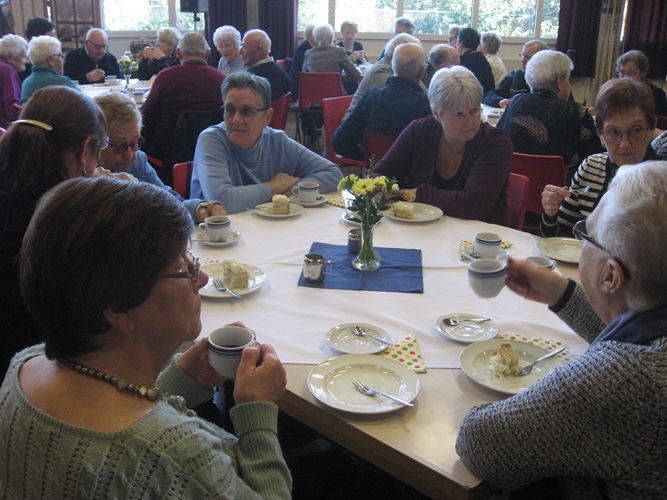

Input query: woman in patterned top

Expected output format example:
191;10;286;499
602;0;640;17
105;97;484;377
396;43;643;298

540;77;659;237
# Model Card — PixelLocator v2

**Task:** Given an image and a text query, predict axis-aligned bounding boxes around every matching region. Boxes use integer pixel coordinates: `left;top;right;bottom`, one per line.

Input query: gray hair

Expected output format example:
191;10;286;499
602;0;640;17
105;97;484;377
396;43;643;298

525;50;572;92
524;40;549;52
481;31;502;55
593;160;667;310
340;21;358;34
0;34;28;60
395;17;415;34
428;66;483;114
177;31;210;58
384;33;421;61
85;28;106;42
392;43;425;80
313;24;335;46
243;29;271;53
221;71;271;110
156;27;182;47
213;25;241;48
616;50;649;76
27;35;61;67
428;44;455;66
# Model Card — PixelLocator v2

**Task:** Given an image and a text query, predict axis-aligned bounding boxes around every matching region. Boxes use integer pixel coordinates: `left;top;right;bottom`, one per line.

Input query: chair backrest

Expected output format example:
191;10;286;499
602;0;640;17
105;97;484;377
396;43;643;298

269;92;291;131
276;59;288;71
322;95;365;168
363;129;397;163
510;152;565;217
12;102;23;116
173;161;194;199
298;72;343;113
506;173;530;231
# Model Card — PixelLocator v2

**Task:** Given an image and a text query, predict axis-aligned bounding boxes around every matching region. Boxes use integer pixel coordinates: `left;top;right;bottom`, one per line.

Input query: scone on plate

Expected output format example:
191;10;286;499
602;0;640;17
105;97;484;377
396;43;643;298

268;194;290;215
222;259;249;289
489;343;522;377
393;201;415;219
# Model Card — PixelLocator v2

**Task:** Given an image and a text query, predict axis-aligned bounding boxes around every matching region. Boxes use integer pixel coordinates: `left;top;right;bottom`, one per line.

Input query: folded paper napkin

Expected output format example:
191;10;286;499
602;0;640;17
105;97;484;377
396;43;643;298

380;333;427;373
298;242;423;293
498;333;573;363
459;239;513;261
326;193;346;208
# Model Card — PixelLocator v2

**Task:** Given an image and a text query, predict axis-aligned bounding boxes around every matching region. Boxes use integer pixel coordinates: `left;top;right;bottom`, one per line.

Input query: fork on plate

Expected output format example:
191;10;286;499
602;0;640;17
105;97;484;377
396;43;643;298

352;380;414;407
211;277;242;298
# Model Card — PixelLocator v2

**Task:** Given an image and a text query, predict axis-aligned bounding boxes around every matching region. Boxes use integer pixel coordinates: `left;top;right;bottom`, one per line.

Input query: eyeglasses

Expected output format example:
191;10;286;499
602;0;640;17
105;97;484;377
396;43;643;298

86;40;109;51
599;126;648;144
100;136;109;150
162;250;201;284
223;105;268;118
51;52;64;59
573;219;631;277
618;69;639;78
108;136;145;154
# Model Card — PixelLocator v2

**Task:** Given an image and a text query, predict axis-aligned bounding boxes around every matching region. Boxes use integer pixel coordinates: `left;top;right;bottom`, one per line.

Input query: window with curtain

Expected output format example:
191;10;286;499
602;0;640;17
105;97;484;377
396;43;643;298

298;0;559;38
103;0;195;32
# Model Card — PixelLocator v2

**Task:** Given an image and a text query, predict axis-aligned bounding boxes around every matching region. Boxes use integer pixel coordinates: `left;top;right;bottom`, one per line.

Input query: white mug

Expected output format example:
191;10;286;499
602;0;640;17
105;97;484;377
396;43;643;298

132;91;143;104
526;255;556;270
468;258;507;299
292;181;320;203
198;215;230;242
474;232;502;258
208;326;256;379
105;75;117;85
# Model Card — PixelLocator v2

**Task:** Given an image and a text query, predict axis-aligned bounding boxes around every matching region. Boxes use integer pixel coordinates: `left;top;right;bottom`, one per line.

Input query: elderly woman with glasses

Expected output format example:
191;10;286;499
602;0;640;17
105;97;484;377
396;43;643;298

213;25;243;75
616;50;667;116
21;35;77;104
191;71;342;214
0;177;291;498
540;77;659;237
457;160;667;497
94;91;225;222
137;27;182;80
374;65;513;226
0;34;28;128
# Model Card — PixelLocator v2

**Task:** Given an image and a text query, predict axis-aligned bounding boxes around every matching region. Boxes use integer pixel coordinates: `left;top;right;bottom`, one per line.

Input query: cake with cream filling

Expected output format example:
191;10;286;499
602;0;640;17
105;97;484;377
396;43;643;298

489;343;523;377
222;259;250;289
393;201;415;219
268;194;290;215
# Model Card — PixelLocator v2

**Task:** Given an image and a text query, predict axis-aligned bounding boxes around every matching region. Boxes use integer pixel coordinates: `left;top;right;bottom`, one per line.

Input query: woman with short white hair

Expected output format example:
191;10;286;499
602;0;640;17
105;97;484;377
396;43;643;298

0;34;28;127
375;66;513;226
213;25;243;74
137;26;182;80
497;49;601;181
21;35;77;104
337;20;368;65
480;31;507;86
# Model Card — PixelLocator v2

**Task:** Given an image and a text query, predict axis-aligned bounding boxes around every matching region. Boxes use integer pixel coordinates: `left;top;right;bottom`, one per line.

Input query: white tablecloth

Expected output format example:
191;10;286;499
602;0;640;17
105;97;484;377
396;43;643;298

195;202;589;368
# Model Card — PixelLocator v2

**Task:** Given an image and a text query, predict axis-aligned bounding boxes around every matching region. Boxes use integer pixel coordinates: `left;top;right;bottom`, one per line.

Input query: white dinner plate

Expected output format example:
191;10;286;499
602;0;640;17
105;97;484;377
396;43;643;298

340;211;383;226
308;354;420;414
460;339;566;395
194;229;242;247
536;237;582;264
326;323;393;354
462;244;511;261
382;202;444;223
435;314;499;343
199;262;266;298
289;194;328;207
253;202;304;218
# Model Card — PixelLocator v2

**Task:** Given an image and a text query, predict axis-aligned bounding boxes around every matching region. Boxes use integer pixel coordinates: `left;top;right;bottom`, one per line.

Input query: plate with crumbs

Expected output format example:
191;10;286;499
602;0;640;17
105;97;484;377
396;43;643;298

199;262;266;298
254;202;304;218
536;238;582;264
382;202;444;223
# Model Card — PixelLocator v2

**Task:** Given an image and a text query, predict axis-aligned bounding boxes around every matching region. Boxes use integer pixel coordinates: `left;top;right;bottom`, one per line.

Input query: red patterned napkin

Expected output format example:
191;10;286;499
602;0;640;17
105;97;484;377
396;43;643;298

498;333;573;363
380;333;427;372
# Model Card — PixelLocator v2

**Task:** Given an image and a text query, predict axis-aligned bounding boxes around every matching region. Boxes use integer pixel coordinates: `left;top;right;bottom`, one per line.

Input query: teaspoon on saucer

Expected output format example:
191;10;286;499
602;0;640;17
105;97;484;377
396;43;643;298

442;317;491;327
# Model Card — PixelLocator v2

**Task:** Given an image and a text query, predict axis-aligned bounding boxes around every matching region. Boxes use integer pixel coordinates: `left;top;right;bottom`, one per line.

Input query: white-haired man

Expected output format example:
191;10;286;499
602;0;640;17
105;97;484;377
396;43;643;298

64;28;122;84
241;29;291;101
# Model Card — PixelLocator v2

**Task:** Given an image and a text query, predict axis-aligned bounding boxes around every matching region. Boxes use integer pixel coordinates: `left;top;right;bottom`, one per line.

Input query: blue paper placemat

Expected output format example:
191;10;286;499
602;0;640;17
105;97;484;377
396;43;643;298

298;242;423;293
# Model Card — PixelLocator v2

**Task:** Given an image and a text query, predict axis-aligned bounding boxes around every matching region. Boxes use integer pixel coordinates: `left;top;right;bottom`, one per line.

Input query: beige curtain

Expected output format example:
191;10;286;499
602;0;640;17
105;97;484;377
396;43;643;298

8;0;47;38
594;0;626;95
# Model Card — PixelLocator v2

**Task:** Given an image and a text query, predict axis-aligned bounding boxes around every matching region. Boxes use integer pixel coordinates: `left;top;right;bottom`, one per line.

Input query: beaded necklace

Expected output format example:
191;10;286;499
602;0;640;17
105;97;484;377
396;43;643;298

234;141;263;173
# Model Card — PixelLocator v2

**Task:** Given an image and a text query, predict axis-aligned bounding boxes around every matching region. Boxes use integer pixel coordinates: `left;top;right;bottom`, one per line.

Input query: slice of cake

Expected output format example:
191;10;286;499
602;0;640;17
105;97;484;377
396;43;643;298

489;343;522;377
268;194;290;215
222;259;250;289
393;201;415;220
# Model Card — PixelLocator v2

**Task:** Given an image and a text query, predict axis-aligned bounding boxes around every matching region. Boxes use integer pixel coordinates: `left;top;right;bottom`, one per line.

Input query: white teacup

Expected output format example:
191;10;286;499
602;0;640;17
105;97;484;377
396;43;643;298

526;255;556;270
292;181;320;203
474;232;502;258
198;215;230;242
468;258;507;299
208;326;256;379
105;75;117;85
132;91;143;104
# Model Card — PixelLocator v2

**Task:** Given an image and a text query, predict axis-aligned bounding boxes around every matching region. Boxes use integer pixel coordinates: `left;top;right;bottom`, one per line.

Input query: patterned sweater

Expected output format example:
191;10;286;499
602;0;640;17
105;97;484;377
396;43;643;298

456;283;667;498
0;345;292;499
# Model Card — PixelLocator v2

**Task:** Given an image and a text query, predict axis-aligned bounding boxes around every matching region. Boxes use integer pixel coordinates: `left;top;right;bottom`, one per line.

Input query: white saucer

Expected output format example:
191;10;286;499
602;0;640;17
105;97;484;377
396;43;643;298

536;238;582;264
254;202;304;218
289;194;327;207
382;202;444;223
194;229;241;247
462;244;511;261
434;314;499;343
340;211;383;226
199;262;266;298
326;323;393;354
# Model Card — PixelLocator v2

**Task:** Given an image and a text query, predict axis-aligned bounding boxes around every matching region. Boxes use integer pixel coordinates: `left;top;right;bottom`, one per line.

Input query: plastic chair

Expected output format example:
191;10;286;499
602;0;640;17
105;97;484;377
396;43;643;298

269;92;291;131
362;129;397;163
506;173;530;231
510;152;565;230
322;95;365;170
276;59;288;71
173;161;193;199
296;72;343;143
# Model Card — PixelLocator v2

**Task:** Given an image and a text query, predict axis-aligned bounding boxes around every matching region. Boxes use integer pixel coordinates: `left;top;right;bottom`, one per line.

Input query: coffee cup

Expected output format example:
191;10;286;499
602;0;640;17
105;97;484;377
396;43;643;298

486;113;501;125
198;215;231;242
474;232;502;258
208;326;256;379
303;253;334;282
132;91;143;104
105;75;117;85
292;181;320;203
468;258;507;298
526;255;556;270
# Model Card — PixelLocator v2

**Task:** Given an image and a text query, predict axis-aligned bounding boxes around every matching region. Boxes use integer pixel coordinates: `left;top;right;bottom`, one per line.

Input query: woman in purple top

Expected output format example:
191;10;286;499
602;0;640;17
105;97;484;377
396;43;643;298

0;34;28;128
375;66;513;226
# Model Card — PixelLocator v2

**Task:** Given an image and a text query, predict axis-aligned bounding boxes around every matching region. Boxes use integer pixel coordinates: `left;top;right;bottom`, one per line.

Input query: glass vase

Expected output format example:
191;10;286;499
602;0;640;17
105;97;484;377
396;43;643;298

123;74;131;93
352;220;381;271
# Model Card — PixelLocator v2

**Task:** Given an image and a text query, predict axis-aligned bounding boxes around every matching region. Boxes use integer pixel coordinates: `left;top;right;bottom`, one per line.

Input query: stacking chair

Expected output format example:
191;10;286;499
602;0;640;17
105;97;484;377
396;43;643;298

295;72;342;144
269;92;291;131
321;96;365;172
172;161;194;199
276;59;289;71
506;173;530;231
362;129;397;163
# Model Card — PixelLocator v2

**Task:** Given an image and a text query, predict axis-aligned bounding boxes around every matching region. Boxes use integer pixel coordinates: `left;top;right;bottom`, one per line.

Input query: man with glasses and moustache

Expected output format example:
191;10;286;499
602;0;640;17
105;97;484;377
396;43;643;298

64;28;123;84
